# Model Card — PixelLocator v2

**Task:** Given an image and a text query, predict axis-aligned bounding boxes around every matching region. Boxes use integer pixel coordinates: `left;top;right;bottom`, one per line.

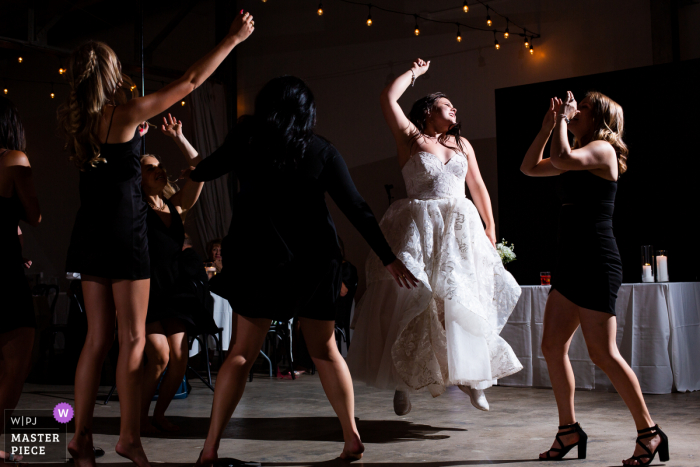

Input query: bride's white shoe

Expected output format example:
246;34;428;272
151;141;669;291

459;385;489;411
393;390;412;415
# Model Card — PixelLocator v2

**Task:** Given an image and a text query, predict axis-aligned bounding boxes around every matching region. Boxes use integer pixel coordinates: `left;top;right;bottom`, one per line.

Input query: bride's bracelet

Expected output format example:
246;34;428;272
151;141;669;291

559;114;570;124
410;69;417;87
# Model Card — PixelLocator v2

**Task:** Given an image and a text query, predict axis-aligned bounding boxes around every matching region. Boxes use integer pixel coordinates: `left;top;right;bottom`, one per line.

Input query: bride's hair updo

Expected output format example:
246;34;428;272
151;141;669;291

408;92;467;155
249;75;316;171
574;91;629;175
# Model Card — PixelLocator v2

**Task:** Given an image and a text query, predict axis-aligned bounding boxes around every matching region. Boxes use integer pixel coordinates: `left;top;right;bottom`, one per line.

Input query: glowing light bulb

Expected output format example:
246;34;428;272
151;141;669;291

463;1;469;13
18;57;23;63
414;27;420;36
504;29;509;39
317;3;323;15
181;100;186;106
486;15;492;27
457;33;462;42
529;44;534;54
524;37;530;48
367;16;372;26
50;92;55;99
3;89;7;95
59;68;65;75
495;41;500;50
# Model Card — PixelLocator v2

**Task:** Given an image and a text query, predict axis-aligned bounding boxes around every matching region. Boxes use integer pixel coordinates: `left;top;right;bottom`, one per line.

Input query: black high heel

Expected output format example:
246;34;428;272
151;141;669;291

626;424;669;466
540;422;588;461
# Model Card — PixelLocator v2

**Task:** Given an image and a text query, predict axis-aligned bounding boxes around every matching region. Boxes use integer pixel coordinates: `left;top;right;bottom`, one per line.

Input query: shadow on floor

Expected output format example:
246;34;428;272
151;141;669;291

85;416;464;443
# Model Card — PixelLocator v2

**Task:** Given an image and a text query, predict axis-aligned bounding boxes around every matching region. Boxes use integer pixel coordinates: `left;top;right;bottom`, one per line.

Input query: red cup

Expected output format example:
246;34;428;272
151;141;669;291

540;272;551;286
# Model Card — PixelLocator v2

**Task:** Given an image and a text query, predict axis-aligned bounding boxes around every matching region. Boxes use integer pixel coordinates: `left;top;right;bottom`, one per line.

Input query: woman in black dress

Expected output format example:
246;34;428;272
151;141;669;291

139;114;216;434
190;76;417;466
0;96;41;464
58;13;254;467
521;91;668;465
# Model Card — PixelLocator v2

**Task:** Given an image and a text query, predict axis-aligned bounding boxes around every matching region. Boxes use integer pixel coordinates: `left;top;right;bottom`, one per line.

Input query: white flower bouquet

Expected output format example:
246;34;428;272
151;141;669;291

496;238;516;265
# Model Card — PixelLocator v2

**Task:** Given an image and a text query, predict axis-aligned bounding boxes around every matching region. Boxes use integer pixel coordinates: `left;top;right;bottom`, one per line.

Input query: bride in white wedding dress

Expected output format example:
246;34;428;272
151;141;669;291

346;59;522;415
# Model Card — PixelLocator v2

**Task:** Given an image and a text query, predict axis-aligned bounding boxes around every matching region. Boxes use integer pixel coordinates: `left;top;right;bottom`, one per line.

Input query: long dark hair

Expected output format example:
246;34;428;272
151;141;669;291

408;92;466;155
0;96;26;152
249;76;316;170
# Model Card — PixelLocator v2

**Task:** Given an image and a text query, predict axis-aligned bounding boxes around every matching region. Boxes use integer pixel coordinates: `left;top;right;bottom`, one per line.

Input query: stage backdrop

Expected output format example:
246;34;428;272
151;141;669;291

496;59;700;285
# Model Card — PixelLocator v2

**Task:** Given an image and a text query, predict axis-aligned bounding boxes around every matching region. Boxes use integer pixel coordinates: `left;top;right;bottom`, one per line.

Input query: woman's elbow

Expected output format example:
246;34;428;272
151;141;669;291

520;164;533;176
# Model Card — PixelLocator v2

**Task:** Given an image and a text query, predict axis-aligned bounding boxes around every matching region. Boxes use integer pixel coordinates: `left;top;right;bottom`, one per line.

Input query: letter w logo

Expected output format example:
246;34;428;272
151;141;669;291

58;409;70;418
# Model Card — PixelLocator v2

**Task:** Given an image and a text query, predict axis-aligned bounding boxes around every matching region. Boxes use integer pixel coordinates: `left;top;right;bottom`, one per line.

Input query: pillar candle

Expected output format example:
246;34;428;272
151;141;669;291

642;264;653;282
656;255;669;282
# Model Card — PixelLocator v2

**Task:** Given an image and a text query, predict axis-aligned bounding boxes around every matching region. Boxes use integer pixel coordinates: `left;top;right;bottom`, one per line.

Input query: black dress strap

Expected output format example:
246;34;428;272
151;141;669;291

104;106;117;144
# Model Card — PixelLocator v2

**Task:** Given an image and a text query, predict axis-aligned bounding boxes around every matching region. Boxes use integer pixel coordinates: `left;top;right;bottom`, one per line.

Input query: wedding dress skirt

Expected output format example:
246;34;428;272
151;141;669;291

347;152;522;397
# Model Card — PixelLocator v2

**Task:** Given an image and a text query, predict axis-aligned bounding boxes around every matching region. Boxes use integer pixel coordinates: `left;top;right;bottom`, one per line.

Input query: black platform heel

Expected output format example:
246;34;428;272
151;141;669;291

626;424;669;465
541;422;588;461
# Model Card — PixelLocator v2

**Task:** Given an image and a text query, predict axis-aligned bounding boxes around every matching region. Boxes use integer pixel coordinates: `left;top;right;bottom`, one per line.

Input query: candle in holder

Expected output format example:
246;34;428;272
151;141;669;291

656;250;669;282
641;245;655;283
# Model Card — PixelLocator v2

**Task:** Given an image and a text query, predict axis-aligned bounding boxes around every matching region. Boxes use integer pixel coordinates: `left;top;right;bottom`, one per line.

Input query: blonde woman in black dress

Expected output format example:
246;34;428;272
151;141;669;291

58;13;254;467
0;96;41;465
521;91;668;465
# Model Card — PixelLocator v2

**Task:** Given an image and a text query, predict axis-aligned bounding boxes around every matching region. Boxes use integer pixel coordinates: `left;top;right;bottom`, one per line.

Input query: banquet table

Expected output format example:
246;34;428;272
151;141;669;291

499;282;700;394
189;292;233;357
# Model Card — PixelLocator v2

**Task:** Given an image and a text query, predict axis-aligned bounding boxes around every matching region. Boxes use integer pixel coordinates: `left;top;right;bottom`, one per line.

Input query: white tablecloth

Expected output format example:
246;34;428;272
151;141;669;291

499;283;700;394
189;293;233;357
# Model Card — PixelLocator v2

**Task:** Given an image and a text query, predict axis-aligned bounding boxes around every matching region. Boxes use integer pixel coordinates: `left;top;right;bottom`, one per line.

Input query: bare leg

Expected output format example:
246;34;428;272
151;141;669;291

68;277;116;467
140;322;169;435
196;314;269;466
299;318;364;460
0;327;35;465
578;309;658;465
112;278;151;467
539;290;582;459
152;318;188;431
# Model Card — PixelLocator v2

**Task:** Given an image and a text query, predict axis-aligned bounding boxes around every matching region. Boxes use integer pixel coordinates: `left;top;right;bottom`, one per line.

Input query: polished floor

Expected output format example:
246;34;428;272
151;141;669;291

6;375;699;466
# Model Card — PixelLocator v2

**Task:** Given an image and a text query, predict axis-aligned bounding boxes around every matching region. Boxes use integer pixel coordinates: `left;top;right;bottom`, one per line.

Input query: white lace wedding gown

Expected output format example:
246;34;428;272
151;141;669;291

347;151;522;397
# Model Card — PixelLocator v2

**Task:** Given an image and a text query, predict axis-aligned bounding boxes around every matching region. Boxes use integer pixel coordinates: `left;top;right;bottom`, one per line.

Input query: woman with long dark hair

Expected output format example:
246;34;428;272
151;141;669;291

521;91;668;465
189;75;415;465
57;13;254;466
0;96;41;465
347;59;522;416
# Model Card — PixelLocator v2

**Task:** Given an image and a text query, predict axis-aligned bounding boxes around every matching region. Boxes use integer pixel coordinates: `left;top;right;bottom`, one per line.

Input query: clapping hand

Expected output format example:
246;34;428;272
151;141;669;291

557;91;578;120
177;166;195;180
385;259;419;289
161;113;183;139
542;98;557;132
138;121;149;136
229;11;255;43
411;58;430;77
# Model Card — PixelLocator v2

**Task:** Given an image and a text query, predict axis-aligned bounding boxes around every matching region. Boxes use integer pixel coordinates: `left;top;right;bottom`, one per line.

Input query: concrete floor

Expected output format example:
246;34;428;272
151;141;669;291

5;376;699;466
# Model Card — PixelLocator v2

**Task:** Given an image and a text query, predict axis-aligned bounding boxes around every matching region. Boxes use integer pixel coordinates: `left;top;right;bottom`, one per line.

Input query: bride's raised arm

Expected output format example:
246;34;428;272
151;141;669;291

380;58;429;163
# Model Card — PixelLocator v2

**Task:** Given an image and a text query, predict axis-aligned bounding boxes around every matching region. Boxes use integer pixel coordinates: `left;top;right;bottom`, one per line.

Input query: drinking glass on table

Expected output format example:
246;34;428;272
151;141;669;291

540;271;551;286
205;262;217;280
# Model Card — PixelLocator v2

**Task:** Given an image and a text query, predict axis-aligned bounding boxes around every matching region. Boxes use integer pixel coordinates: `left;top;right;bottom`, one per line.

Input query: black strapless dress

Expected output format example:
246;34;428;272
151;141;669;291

551;170;623;315
145;198;218;335
66;112;149;280
0;192;35;333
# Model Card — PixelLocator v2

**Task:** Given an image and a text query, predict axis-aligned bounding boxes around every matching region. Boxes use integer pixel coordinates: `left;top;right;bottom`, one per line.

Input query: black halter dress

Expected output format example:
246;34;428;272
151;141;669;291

551;170;623;315
0;150;35;333
66;107;150;280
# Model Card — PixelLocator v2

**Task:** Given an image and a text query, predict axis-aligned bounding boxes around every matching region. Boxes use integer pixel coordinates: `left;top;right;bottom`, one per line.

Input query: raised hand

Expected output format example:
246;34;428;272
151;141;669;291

161;113;183;139
138;121;149;136
177;166;196;180
385;259;420;289
229;11;255;43
558;91;578;120
542;98;557;132
411;58;430;77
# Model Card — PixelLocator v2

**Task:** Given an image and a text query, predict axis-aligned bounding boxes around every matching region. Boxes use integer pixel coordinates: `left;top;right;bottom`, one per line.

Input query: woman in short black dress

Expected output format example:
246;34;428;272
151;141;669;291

58;13;254;466
521;91;668;465
139;115;217;434
0;96;41;464
190;76;417;466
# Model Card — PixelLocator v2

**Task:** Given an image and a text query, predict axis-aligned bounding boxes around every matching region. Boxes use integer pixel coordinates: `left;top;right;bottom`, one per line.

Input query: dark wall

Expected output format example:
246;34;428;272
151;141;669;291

496;59;700;285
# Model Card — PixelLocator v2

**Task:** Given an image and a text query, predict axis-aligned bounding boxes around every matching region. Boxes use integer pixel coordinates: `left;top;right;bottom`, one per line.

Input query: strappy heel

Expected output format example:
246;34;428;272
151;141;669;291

625;424;669;465
540;422;588;461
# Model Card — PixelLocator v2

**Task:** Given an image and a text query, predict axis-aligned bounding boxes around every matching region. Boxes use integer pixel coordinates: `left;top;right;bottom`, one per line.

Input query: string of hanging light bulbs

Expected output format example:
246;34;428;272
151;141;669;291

309;0;540;54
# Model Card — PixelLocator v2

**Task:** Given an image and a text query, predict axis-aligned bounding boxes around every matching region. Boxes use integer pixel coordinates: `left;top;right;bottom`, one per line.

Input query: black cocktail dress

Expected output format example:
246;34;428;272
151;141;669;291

190;120;396;322
551;170;623;315
66;107;149;280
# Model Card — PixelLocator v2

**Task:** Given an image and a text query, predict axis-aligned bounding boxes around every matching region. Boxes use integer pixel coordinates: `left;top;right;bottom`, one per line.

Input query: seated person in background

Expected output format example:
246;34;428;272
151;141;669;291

205;238;223;277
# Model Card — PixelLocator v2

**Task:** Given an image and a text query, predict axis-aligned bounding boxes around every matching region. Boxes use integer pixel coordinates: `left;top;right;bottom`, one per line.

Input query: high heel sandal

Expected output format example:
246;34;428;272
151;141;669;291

541;422;588;461
625;424;669;466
